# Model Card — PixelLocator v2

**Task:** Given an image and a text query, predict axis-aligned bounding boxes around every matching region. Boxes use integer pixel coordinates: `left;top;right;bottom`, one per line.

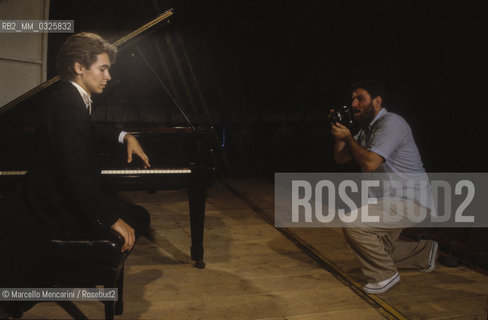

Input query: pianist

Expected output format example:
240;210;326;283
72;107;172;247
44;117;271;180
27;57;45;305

1;33;151;291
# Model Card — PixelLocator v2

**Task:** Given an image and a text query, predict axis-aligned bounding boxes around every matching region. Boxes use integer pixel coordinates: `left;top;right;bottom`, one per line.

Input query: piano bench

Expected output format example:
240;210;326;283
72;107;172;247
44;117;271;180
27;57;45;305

38;230;129;320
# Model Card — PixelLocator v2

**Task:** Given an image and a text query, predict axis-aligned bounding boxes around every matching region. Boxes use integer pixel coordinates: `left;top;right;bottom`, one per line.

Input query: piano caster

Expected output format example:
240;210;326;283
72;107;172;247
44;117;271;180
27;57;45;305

193;259;206;269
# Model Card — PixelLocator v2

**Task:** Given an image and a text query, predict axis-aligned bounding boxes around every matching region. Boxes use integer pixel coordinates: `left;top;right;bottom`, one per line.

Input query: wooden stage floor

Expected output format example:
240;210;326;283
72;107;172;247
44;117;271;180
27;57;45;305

23;178;488;319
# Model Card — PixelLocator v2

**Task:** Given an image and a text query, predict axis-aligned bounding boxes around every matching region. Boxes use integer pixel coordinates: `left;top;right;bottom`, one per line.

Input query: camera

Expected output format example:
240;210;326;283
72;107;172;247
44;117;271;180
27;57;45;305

330;105;355;129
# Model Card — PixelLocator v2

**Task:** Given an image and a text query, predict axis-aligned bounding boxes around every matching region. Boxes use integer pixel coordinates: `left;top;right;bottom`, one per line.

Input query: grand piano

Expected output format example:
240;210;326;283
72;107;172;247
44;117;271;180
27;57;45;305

0;9;214;268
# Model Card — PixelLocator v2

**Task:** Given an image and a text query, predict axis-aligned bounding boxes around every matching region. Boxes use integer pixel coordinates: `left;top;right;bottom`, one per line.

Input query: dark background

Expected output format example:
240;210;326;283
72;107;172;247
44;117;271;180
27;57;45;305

47;0;488;176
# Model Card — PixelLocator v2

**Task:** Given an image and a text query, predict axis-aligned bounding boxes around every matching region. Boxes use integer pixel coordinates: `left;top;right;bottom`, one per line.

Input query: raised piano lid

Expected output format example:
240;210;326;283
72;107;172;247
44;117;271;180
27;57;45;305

0;8;174;117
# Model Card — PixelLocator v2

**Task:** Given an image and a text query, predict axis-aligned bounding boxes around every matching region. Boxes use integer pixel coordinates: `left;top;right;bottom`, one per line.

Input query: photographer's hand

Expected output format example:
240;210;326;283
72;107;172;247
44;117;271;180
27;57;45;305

331;122;353;164
328;109;335;122
331;122;352;141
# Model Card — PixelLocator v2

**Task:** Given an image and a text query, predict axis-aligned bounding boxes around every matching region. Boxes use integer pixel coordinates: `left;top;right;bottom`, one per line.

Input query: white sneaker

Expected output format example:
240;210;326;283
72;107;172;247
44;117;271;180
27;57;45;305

419;240;438;273
363;272;400;294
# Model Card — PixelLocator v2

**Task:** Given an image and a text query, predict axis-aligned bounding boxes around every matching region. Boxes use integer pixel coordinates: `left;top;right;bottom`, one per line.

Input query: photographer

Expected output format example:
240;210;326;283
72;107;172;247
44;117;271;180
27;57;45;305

330;79;437;294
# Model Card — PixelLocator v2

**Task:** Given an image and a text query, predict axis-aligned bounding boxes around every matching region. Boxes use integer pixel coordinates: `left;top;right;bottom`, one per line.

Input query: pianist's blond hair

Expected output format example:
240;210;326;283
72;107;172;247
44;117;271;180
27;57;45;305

56;32;117;81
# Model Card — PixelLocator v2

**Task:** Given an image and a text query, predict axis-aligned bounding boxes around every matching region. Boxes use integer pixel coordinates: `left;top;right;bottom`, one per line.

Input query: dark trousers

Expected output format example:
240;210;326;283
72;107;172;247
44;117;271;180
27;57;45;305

108;197;151;239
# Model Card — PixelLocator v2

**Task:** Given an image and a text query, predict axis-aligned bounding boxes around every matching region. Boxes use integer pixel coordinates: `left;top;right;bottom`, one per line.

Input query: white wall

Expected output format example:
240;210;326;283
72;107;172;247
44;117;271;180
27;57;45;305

0;0;50;107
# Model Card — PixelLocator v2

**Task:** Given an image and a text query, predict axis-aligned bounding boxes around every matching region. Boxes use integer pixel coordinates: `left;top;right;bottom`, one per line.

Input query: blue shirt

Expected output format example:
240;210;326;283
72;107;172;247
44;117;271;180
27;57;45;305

355;108;433;212
355;108;425;174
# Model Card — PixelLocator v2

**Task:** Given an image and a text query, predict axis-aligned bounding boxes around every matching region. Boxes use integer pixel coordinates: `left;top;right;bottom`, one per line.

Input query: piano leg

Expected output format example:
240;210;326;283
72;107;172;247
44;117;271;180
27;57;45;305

188;167;210;269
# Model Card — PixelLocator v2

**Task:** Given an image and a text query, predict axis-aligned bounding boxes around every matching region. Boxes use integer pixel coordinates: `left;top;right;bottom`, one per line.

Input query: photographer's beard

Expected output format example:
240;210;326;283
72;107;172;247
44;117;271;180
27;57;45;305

353;101;377;128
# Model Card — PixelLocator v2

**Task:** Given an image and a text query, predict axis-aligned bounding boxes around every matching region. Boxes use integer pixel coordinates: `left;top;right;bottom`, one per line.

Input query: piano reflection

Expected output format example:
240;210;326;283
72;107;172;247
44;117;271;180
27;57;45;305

0;8;213;269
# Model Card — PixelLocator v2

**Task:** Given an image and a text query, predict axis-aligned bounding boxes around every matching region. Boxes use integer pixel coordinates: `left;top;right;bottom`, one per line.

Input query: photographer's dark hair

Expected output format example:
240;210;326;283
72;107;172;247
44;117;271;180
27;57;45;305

56;32;117;81
350;79;385;100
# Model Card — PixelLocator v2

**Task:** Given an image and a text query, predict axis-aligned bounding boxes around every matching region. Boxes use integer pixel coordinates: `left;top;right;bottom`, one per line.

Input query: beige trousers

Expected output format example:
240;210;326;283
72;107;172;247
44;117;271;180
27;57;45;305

342;200;434;282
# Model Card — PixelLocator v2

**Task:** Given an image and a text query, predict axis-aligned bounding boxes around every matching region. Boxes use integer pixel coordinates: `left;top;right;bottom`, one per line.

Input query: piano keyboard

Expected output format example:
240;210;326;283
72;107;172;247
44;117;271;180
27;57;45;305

0;171;27;176
101;169;191;174
0;169;191;176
